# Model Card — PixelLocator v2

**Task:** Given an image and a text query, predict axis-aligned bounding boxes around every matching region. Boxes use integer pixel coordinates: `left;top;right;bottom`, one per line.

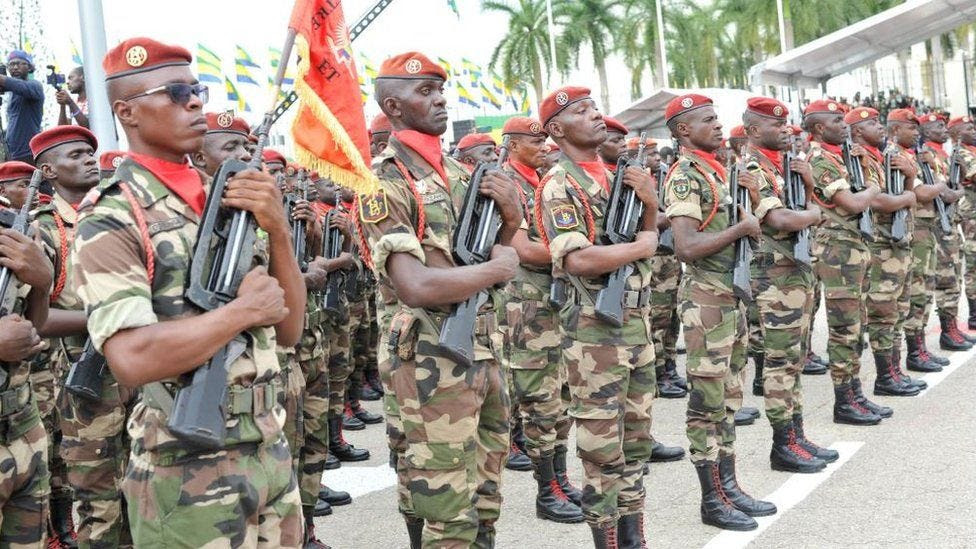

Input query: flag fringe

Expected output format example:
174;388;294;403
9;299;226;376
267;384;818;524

291;34;378;194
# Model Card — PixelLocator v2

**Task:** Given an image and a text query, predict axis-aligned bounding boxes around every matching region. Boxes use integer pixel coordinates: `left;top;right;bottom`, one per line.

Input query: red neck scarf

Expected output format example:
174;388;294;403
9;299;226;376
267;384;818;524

508;160;541;188
688;149;727;181
577;161;610;193
861;144;883;164
756;146;785;176
603;161;618;173
340;200;353;210
393;130;448;186
128;152;205;216
313;202;334;216
818;141;844;157
925;141;947;159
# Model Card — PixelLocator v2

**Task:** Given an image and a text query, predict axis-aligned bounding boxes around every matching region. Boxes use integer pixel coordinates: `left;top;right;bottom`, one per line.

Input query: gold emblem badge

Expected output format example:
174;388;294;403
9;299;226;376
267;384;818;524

827;102;838;111
111;156;123;168
860;110;869;119
555;91;569;106
773;105;783;116
673;180;691;199
550;204;579;230
928;114;937;122
125;46;148;68
681;97;694;108
530;122;542;134
360;190;389;223
216;112;234;128
405;59;422;74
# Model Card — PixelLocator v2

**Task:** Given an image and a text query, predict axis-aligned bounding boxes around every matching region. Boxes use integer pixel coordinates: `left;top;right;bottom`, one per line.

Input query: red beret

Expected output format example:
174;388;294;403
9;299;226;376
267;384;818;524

789;125;803;136
369;113;392;136
730;125;746;138
604;116;629;135
99;151;126;171
30;126;98;159
205;112;250;136
103;37;192;81
547;141;560;152
262;149;286;167
625;136;656;149
746;96;789;120
0;161;36;183
844;107;879;125
247;134;259;144
665;93;713;123
539;86;592;126
918;112;948;125
803;99;843;118
376;52;447;81
887;109;918;124
948;116;973;129
502;116;547;137
456;133;496;152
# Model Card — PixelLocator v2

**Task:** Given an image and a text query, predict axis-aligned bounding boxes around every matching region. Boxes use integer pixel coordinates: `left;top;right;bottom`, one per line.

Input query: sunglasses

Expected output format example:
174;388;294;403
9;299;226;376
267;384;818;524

123;83;209;105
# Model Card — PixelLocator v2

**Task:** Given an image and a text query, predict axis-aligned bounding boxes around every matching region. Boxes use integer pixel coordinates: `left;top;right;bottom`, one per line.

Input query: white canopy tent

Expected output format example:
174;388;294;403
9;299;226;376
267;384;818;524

613;88;755;139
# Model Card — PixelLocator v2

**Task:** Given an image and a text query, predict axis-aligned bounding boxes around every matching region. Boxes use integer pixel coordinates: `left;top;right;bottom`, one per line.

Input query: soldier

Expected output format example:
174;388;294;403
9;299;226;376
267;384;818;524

948;116;976;330
189;111;252;172
359;51;521;547
663;93;775;531
534;86;658;547
919;113;973;351
597;116;628;171
369;114;392;158
542;141;561;173
740;97;833;473
263;148;288;177
72;38;305;546
495;116;583;523
30;126;124;548
98;151;126;180
0;166;33;209
455;133;498;172
728;125;747;160
803;100;884;425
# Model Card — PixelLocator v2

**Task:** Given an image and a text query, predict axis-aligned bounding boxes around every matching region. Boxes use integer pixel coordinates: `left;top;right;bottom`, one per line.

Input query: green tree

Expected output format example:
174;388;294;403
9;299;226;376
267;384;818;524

556;0;622;112
619;0;662;100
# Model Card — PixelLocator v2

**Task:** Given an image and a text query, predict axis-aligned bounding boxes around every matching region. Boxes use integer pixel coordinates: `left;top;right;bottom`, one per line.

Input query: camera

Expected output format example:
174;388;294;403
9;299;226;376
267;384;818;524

46;65;65;89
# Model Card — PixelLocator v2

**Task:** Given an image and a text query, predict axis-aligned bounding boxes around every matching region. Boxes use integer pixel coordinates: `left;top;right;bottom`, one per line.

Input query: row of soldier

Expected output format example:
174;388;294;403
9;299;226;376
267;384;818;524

1;37;975;549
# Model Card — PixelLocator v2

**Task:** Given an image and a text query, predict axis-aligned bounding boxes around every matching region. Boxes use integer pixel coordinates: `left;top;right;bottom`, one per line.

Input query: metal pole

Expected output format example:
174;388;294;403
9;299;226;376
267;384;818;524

963;53;972;115
77;0;118;150
545;0;558;85
656;0;668;88
776;0;787;54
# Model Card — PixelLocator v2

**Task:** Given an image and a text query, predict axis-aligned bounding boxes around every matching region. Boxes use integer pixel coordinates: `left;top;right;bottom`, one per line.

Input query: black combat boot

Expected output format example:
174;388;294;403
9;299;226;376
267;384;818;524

833;382;882;425
318;485;352;506
324;453;341;470
589;522;619;549
665;358;688;391
312;498;332;517
534;451;584;523
303;506;331;549
648;441;685;463
656;364;687;398
693;461;757;531
939;314;972;351
969;298;976;330
751;353;764;397
892;346;927;390
872;352;920;397
365;367;385;396
553;444;582;506
342;401;366;431
404;515;423;549
802;352;828;375
770;424;826;473
50;496;77;548
852;378;892;418
474;520;496;549
733;407;759;426
616;513;647;549
792;414;839;463
918;333;950;365
347;385;383;425
906;333;942;373
328;416;370;461
718;455;777;516
505;420;533;471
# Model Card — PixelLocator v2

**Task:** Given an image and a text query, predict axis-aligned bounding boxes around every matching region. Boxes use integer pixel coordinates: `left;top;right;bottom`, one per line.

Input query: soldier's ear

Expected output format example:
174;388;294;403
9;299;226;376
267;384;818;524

113;99;137;128
38;163;57;182
547;121;564;139
381;96;402;121
189;151;207;170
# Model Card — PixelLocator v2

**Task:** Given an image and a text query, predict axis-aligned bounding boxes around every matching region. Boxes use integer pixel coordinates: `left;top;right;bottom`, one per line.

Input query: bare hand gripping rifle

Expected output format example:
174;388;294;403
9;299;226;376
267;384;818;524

321;208;347;317
594;132;649;327
783;146;812;266
842;132;874;240
883;148;909;242
285;170;309;271
439;136;511;366
915;141;951;234
729;163;755;303
0;170;41;317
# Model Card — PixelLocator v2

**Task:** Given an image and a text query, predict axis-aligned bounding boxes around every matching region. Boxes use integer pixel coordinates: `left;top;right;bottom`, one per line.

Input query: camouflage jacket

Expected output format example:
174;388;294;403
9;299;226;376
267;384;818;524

923;142;958;224
808;141;876;244
955;144;976;234
35;192;87;360
893;143;938;221
880;143;919;236
72;157;283;454
502;161;551;302
743;146;798;266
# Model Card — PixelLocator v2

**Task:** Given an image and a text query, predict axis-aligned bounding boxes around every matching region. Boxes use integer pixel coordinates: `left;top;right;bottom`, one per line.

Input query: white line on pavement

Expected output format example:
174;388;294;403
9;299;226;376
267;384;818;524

916;347;972;397
702;441;865;549
322;464;397;498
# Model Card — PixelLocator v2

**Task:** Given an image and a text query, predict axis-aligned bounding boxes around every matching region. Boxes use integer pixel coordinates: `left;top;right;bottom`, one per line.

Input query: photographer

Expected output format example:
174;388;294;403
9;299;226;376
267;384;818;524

56;66;89;128
0;50;44;163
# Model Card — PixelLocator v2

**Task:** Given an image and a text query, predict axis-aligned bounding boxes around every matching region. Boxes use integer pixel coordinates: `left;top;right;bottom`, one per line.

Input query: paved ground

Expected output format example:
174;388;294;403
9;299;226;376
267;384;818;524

312;305;976;548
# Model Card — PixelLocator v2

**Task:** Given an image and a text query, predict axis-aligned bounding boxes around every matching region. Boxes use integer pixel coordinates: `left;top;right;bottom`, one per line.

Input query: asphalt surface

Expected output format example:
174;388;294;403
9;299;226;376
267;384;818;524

313;304;976;548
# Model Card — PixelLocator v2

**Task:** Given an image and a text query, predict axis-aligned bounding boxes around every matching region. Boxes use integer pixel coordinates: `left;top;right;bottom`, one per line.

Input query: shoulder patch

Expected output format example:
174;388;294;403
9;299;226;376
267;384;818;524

550;204;579;230
672;180;691;199
359;190;389;224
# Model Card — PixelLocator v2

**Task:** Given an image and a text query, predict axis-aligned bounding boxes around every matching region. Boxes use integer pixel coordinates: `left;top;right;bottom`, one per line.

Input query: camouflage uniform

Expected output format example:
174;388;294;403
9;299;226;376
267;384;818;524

360;138;510;546
649;252;682;377
342;248;371;412
27;348;69;510
927;145;963;319
72;159;302;547
536;157;654;526
955;145;976;306
36;192;136;548
277;346;303;473
808;142;874;385
297;291;329;509
744;149;814;428
904;150;940;343
664;152;745;462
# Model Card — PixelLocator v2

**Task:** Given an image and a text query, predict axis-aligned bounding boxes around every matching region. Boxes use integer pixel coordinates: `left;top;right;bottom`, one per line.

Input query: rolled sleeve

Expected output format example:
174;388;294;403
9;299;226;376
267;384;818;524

754;195;783;220
549;231;592;276
822;178;850;200
86;295;158;352
666;202;702;221
371;232;426;278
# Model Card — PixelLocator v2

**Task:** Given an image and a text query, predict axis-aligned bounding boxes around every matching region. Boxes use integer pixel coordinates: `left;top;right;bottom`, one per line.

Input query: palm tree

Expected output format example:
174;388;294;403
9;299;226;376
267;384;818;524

556;0;622;112
482;0;565;107
618;0;662;99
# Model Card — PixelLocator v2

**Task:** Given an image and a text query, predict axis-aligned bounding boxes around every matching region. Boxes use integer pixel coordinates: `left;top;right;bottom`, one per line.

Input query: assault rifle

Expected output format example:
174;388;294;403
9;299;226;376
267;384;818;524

167;91;296;449
64;340;107;401
916;143;952;234
730;163;754;302
321;208;347;317
439;136;511;366
948;146;963;219
285;170;309;271
841;132;875;239
0;170;42;316
656;158;673;253
883;149;909;242
783;146;812;266
593;133;650;327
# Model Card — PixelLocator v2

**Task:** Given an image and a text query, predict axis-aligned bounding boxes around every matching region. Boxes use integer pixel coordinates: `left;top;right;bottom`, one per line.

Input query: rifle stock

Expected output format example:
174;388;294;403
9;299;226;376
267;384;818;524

783;150;812;266
321;209;347;317
884;149;909;242
842;135;874;240
656;162;674;252
64;339;107;402
730;164;753;303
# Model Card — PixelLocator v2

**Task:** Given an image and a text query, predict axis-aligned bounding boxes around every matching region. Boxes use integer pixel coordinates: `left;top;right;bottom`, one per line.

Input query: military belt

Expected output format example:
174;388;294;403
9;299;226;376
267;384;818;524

143;376;283;419
0;384;31;418
571;286;651;309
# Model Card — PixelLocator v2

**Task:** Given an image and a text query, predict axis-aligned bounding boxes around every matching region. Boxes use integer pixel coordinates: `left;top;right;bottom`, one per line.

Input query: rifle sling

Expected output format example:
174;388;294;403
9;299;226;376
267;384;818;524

558;159;608;308
757;235;811;271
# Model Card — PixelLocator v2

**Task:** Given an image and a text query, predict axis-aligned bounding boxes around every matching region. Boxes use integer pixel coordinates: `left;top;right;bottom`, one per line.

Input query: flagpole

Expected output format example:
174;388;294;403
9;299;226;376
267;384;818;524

655;0;669;88
545;0;558;84
77;0;117;150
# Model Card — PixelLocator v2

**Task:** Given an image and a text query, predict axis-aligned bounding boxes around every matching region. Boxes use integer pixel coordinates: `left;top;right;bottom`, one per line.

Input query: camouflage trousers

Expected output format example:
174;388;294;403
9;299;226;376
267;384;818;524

346;297;373;399
500;296;571;460
327;304;358;418
28;368;68;502
59;376;136;548
865;242;912;354
649;254;682;369
751;257;814;428
278;352;305;472
377;329;416;519
559;304;654;526
366;292;380;373
813;234;871;385
904;224;938;337
0;407;49;548
679;275;746;463
964;224;976;303
298;350;329;508
935;227;963;319
390;310;510;547
123;436;302;548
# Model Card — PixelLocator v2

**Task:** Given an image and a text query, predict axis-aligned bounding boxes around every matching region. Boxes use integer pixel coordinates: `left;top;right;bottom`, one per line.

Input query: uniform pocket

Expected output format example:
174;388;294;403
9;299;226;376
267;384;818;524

389;310;419;361
405;441;472;523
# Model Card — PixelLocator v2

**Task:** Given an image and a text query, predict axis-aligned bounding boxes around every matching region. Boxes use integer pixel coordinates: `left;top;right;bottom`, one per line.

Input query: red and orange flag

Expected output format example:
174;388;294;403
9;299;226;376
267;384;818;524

288;0;376;192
